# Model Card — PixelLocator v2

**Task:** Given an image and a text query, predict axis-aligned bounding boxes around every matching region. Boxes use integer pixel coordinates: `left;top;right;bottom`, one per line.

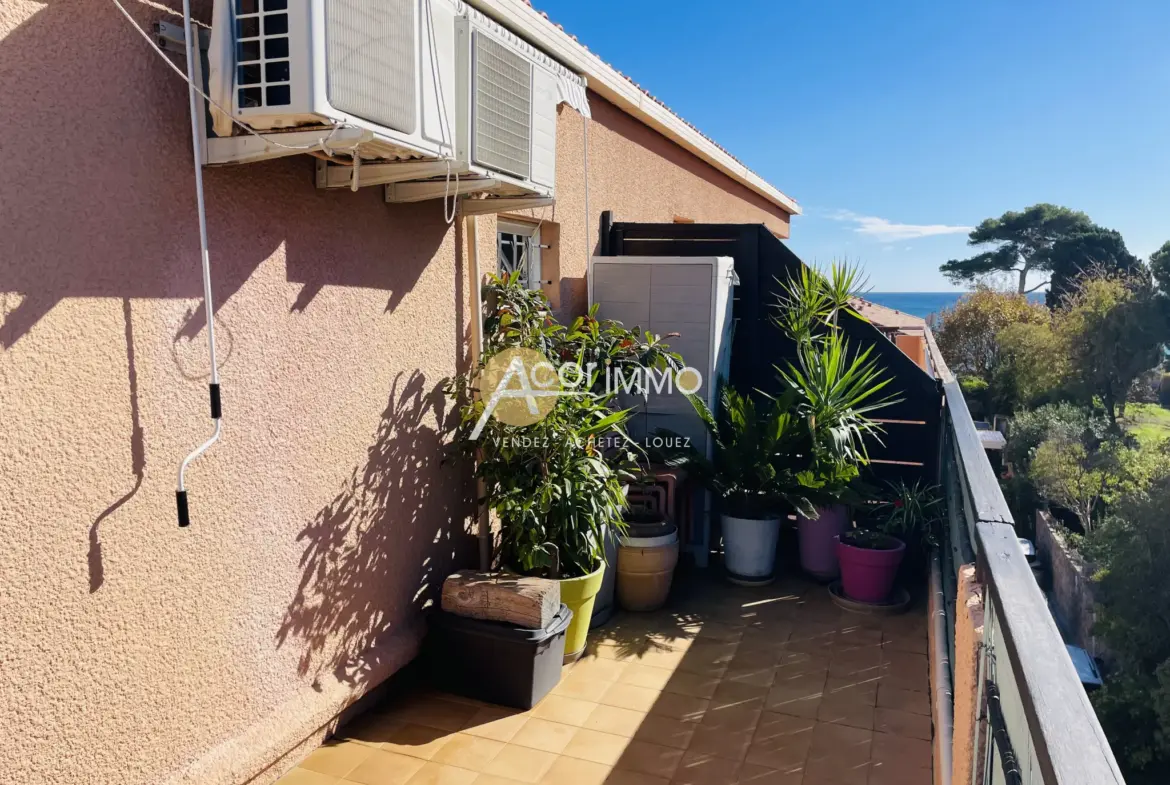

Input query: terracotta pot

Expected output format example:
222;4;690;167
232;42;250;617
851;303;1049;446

797;504;850;580
617;528;679;612
836;534;905;603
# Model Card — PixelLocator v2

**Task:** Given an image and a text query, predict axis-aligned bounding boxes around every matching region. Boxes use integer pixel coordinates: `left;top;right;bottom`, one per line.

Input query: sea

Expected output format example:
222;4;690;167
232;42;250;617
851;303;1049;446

865;292;1046;321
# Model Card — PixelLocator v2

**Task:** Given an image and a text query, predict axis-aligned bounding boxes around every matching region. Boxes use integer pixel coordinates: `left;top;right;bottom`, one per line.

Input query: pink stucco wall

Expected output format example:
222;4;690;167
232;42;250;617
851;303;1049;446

0;2;794;784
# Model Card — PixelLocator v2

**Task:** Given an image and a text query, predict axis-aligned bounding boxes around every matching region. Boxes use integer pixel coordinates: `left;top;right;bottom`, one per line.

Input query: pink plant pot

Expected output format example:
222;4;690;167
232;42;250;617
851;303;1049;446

797;505;850;580
836;535;906;603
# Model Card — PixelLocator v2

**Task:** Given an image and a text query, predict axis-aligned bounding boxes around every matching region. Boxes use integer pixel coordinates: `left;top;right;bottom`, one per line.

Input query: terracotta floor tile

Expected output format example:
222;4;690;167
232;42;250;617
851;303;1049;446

462;708;527;743
573;657;632;682
300;741;377;778
763;674;825;719
672;750;743;785
699;702;762;734
771;658;827;684
633;714;698;749
344;713;406;748
663;670;721;699
822;676;878;706
881;629;927;655
531;696;598;727
604;769;670;785
710;680;769;710
472;776;530;785
814;694;874;731
278;768;339;785
800;754;869;785
746;712;814;771
648;692;710;723
393;697;481;733
867;759;932;785
637;647;691;671
481;745;558;783
380;724;457;760
583;704;650;736
563;729;632;766
875;683;930;717
615;740;686;779
808;722;871;764
722;667;775;690
620;664;676;691
555;673;620;702
873;707;932;741
675;642;738;676
345;750;428;785
733;762;801;785
538;756;613;785
600;683;663;713
877;660;928;694
430;735;507;772
870;731;932;769
686;726;753;762
404;762;479;785
510;718;578;754
726;648;777;671
835;625;883;646
692;621;745;643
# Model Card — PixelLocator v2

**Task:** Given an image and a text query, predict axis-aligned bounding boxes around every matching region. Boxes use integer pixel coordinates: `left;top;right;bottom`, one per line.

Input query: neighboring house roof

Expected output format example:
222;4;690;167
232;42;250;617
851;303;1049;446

468;0;801;217
849;297;927;332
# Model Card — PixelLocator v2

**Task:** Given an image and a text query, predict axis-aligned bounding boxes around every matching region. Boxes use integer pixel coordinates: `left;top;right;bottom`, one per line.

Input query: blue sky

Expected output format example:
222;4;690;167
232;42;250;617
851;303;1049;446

536;0;1170;291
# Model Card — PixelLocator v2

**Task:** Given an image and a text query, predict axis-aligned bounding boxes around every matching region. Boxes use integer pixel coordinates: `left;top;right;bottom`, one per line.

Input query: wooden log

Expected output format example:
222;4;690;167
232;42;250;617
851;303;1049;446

441;570;560;629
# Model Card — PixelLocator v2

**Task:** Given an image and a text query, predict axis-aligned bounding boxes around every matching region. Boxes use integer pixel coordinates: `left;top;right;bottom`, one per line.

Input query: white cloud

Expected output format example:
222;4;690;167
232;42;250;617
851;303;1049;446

829;210;971;243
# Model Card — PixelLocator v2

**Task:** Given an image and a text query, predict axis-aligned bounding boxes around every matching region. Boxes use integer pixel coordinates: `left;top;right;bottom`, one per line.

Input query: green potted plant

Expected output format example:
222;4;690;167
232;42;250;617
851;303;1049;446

838;480;942;602
772;262;898;580
449;274;676;660
659;384;815;585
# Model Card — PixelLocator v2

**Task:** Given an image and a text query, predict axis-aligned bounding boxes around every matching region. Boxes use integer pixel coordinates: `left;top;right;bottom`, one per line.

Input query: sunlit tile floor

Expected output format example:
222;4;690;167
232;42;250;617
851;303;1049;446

278;572;931;785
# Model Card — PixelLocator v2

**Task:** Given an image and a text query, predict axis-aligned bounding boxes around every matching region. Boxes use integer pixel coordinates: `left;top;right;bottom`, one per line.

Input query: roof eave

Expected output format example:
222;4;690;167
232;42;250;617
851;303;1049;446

466;0;802;217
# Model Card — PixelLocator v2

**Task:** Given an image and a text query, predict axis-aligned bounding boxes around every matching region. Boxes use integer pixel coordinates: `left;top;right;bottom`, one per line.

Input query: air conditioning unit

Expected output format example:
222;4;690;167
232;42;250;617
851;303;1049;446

453;8;559;196
210;0;459;162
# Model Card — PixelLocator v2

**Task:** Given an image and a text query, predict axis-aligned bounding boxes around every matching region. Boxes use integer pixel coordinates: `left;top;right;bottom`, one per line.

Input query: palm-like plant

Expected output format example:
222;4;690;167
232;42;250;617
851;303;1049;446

657;384;816;519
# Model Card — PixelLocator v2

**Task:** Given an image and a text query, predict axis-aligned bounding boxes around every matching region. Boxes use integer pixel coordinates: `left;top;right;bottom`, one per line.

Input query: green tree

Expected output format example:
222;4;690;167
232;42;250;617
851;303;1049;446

1044;226;1144;308
1083;476;1170;776
1056;274;1164;424
1029;436;1119;532
1149;240;1170;293
991;319;1067;411
930;286;1049;380
939;204;1093;294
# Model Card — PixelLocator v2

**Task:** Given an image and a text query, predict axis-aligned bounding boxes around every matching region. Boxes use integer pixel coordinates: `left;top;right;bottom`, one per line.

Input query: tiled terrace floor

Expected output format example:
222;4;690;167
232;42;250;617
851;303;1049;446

278;573;931;785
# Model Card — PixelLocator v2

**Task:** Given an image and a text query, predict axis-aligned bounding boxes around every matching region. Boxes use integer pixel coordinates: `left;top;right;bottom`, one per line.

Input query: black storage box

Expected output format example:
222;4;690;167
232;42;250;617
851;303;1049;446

426;603;573;710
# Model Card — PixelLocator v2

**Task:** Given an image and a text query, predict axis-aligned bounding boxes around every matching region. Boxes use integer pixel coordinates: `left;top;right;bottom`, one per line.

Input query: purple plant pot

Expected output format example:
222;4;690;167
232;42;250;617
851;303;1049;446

797;505;850;580
837;535;906;603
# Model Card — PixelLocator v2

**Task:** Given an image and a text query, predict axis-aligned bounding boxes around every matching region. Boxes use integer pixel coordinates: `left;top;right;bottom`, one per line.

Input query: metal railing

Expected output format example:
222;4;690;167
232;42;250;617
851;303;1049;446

929;330;1125;785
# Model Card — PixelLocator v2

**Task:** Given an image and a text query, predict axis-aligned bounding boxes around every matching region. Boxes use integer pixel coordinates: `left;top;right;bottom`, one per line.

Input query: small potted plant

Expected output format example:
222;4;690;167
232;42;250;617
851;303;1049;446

660;383;813;585
837;480;942;603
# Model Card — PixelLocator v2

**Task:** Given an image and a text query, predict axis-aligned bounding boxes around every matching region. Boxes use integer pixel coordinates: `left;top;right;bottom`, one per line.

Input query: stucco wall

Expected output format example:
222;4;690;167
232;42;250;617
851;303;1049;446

951;565;985;785
0;3;794;784
1035;511;1105;661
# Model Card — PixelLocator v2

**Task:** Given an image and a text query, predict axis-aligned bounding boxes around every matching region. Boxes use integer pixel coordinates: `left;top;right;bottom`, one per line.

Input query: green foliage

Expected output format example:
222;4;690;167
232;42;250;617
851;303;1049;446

1044;226;1144;308
958;376;989;419
991;320;1068;411
939;204;1094;293
1004;402;1109;474
1056;273;1164;424
1029;436;1119;532
930;286;1049;383
450;273;667;578
1159;374;1170;409
1150;240;1170;294
870;479;943;547
1082;477;1170;775
773;260;898;503
659;384;815;520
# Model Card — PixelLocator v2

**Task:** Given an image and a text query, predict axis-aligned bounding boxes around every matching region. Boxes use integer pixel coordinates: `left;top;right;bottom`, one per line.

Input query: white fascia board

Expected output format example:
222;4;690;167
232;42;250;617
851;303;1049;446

466;0;801;216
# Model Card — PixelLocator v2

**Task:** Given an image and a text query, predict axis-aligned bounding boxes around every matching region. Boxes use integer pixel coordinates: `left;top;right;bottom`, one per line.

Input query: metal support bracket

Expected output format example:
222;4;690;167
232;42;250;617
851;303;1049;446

385;177;503;204
315;159;468;190
460;196;556;216
206;127;373;166
154;20;210;54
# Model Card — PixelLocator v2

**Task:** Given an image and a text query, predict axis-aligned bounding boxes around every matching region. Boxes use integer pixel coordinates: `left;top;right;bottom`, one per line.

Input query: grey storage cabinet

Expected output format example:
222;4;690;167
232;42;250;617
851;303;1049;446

588;256;737;566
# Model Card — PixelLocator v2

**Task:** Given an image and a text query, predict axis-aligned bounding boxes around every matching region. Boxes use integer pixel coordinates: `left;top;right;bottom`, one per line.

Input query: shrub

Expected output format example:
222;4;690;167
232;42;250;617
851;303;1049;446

959;376;989;419
1004;402;1109;474
1158;373;1170;409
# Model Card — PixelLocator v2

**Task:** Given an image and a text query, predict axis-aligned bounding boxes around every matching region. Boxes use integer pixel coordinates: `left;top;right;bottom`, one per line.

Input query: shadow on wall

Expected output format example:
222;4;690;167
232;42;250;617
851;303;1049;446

277;371;476;689
0;0;449;349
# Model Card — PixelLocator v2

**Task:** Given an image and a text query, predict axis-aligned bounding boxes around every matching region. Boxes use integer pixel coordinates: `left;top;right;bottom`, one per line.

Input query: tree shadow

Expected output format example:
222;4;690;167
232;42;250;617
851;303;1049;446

277;371;476;689
88;298;145;593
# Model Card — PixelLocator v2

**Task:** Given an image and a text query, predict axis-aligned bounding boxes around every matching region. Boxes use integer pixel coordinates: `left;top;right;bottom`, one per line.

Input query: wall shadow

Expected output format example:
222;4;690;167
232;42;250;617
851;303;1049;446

277;371;476;689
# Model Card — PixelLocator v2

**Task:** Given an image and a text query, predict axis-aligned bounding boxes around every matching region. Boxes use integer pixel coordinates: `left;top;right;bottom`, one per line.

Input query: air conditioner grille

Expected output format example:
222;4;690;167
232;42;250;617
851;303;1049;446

472;31;532;178
235;0;292;109
326;0;417;134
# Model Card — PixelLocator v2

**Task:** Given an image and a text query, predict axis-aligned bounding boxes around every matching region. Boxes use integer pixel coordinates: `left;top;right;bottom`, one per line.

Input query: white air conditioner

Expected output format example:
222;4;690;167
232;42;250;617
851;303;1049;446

453;8;559;196
209;0;459;162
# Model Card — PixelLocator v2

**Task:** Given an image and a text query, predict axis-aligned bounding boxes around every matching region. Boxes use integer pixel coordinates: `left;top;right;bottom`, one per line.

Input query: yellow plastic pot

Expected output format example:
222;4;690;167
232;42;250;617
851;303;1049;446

558;563;606;663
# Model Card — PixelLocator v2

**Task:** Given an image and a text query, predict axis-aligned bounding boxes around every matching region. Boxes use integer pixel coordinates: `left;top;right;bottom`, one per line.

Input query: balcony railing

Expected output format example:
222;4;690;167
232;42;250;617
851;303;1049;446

929;331;1125;785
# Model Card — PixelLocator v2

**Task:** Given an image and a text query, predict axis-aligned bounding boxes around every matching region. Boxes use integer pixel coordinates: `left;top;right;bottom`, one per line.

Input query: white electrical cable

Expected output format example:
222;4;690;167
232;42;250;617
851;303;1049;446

172;0;222;526
109;0;353;154
442;159;460;225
